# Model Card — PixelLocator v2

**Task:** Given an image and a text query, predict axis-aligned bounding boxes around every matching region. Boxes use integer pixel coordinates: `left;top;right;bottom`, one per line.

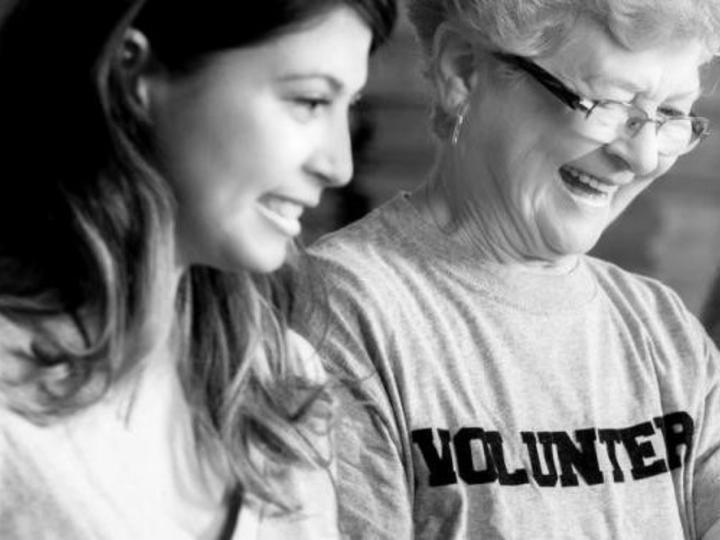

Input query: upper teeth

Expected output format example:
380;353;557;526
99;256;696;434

563;167;618;195
263;198;303;220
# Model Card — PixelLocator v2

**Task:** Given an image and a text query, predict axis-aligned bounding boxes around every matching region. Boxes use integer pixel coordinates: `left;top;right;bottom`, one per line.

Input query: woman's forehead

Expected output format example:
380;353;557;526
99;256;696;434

542;19;705;101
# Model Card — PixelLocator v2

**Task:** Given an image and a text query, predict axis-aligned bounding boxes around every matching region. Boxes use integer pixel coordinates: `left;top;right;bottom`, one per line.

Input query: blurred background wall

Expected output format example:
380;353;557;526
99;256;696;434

302;7;720;316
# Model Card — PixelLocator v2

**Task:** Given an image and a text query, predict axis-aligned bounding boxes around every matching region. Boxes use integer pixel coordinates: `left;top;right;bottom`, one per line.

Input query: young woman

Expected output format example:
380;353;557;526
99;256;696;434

0;0;395;538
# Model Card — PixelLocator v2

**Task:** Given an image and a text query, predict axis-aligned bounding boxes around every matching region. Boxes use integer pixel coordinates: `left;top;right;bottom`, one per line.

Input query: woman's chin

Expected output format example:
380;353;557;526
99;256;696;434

535;209;609;259
233;245;290;274
194;239;290;274
542;227;604;260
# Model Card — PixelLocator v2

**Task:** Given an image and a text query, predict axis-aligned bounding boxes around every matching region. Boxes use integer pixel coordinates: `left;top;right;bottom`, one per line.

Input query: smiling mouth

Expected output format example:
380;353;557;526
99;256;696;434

257;195;305;237
559;165;619;206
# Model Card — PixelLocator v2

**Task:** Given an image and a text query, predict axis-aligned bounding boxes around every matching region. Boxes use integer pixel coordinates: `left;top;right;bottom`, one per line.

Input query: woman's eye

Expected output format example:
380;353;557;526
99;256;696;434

657;106;686;118
293;96;331;117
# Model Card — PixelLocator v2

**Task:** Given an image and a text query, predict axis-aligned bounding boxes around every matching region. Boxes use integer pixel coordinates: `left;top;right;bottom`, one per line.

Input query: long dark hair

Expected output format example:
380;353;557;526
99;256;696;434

0;0;395;507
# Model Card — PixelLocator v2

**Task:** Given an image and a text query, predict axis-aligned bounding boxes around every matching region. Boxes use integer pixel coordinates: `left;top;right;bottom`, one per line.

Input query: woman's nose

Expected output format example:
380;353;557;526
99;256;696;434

308;115;354;188
605;122;662;177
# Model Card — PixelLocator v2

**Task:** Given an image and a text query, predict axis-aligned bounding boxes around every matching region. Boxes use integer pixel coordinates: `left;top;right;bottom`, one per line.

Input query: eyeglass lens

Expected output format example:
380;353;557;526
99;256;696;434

582;102;701;156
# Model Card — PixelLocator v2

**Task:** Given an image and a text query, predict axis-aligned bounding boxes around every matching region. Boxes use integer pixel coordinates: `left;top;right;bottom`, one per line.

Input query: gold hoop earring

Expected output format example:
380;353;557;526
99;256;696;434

451;103;469;146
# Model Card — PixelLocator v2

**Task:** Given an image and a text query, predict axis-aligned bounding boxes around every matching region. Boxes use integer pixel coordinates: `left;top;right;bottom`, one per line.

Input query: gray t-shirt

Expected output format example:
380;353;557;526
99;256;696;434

292;193;720;539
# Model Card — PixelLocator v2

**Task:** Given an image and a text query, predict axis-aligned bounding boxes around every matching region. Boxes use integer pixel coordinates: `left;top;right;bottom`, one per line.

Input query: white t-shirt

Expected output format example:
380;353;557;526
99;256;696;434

0;322;338;539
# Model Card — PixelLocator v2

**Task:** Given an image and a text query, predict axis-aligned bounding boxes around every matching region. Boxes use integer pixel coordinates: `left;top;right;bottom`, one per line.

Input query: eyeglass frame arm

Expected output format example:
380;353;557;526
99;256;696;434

492;52;710;145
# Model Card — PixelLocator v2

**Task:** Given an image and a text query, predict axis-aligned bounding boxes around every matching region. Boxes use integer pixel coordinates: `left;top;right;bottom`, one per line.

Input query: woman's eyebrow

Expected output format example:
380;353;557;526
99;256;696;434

586;75;643;93
586;74;701;100
276;73;343;92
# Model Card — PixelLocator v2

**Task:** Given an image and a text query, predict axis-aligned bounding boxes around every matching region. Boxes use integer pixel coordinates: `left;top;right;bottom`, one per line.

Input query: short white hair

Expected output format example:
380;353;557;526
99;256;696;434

408;0;720;139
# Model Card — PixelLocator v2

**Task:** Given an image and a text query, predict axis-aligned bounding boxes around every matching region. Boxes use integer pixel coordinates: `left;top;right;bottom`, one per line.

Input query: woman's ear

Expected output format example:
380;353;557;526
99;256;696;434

431;23;480;114
116;28;154;113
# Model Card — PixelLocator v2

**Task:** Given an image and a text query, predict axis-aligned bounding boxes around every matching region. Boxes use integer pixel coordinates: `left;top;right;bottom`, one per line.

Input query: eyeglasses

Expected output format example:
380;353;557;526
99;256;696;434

492;52;710;157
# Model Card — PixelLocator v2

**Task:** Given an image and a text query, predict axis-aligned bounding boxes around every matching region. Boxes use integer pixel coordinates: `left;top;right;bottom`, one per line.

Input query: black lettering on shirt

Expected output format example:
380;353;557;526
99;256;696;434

619;422;668;480
411;411;694;489
412;428;457;486
453;428;497;485
598;429;625;483
484;431;529;485
549;429;604;486
654;411;693;470
521;432;559;487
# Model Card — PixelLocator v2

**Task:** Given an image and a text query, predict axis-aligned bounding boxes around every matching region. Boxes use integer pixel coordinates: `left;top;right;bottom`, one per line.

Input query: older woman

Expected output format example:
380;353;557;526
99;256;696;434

291;0;720;538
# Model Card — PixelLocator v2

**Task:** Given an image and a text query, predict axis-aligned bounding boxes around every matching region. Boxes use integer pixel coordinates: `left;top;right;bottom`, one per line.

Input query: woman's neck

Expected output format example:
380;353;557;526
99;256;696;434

410;154;579;274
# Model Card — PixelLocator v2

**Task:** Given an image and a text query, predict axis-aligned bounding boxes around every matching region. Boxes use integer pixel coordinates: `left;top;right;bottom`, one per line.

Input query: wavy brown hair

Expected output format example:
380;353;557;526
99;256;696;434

0;0;395;507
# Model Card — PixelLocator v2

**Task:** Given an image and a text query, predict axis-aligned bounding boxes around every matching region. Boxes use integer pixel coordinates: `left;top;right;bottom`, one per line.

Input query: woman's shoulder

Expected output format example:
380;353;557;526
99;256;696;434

585;256;715;357
299;209;424;311
0;385;49;508
585;255;689;314
0;405;104;540
309;193;417;268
